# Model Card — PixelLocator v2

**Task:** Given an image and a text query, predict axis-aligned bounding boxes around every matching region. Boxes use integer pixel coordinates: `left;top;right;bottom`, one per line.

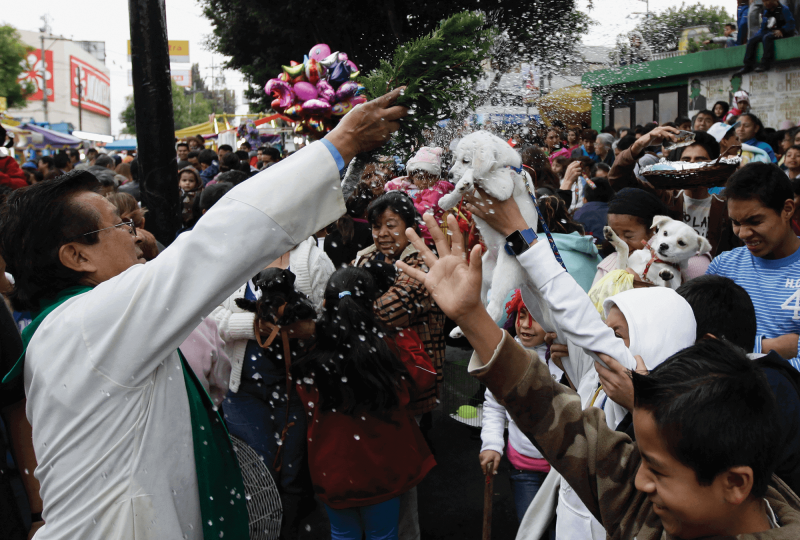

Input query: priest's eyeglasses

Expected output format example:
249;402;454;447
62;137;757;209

69;220;137;241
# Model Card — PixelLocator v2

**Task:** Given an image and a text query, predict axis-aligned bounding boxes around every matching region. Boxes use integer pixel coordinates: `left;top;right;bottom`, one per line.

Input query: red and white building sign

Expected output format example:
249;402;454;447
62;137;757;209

18;50;55;102
70;56;111;117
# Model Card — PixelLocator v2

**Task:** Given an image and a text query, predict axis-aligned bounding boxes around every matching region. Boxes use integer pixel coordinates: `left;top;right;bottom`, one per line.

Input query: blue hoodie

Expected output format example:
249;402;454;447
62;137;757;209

550;231;603;292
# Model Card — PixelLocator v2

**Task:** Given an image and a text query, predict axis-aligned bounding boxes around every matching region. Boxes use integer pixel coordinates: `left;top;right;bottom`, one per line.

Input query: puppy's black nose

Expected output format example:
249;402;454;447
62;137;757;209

659;243;669;252
448;169;454;180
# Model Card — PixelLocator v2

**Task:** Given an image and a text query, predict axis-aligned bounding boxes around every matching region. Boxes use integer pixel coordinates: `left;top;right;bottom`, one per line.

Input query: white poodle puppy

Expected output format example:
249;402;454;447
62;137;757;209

439;131;540;325
604;215;712;289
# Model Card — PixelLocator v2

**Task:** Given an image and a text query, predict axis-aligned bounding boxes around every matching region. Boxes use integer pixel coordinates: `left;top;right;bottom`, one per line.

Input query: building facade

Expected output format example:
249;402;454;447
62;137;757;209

13;29;112;135
583;36;800;131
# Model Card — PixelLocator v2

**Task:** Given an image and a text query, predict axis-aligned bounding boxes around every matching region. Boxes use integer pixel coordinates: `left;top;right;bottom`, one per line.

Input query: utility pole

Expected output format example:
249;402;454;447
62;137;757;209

128;0;181;246
76;65;83;130
40;34;48;123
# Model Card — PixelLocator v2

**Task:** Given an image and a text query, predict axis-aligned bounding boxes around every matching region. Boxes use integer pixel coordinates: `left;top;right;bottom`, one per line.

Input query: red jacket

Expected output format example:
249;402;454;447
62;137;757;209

0;156;28;189
296;330;437;509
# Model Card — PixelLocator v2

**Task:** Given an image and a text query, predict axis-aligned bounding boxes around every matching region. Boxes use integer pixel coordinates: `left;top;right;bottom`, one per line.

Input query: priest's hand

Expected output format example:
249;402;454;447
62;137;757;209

325;87;409;162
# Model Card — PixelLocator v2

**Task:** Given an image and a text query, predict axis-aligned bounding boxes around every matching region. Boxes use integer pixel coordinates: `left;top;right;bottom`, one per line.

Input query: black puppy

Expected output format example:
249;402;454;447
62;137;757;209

235;268;316;326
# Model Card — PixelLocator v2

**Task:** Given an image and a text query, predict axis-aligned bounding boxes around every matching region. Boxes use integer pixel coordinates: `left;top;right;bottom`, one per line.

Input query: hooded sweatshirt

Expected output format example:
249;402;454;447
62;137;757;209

598;288;697;428
550;231;602;292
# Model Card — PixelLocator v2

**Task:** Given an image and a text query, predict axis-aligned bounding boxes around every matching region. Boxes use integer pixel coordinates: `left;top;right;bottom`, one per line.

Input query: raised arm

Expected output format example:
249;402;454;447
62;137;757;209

397;214;644;533
72;90;408;385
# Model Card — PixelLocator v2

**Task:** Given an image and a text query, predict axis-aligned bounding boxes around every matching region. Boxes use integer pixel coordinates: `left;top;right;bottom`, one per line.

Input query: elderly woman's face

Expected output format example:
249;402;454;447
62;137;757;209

372;208;410;261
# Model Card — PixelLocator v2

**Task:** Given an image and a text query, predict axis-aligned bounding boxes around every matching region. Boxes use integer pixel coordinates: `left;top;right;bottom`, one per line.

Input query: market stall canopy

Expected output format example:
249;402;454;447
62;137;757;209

104;139;138;151
2;123;43;147
21;123;83;149
535;85;592;127
175;121;214;138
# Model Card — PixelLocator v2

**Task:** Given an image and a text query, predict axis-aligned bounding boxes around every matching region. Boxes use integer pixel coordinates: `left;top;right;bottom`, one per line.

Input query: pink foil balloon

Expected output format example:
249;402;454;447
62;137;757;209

293;81;319;102
264;78;296;108
316;80;336;104
302;99;332;115
308;44;331;62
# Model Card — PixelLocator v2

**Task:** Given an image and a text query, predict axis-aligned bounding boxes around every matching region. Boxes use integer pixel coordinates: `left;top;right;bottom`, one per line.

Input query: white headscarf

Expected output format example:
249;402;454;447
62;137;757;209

603;287;697;370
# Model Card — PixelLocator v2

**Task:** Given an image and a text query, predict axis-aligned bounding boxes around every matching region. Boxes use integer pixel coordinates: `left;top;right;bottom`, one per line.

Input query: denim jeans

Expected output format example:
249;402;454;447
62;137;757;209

325;497;401;540
508;468;549;524
743;32;777;66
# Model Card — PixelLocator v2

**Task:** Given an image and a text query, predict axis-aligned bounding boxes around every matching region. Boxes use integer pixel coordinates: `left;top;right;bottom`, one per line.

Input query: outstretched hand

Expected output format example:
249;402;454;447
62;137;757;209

398;212;504;365
325;87;408;163
595;353;647;411
397;213;484;324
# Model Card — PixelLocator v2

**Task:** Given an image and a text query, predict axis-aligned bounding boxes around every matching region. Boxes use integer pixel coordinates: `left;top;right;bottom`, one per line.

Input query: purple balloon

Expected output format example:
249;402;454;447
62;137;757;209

316;80;336;104
264;78;295;108
302;99;332;115
293;81;319;102
335;81;359;102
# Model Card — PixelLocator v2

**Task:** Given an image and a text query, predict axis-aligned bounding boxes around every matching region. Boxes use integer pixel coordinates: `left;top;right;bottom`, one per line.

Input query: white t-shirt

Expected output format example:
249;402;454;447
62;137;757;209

683;193;712;239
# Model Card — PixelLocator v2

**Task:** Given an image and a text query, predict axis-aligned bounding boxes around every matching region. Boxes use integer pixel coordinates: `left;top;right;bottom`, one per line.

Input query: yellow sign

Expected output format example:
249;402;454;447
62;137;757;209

0;97;6;112
127;40;190;63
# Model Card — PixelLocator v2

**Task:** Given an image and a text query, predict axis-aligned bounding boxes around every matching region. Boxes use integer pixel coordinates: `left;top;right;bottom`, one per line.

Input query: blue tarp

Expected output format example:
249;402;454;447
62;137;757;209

104;139;138;151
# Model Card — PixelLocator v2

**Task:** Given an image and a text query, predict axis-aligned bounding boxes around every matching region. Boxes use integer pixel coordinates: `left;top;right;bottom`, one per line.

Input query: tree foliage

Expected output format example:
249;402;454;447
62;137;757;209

362;12;493;154
199;0;591;111
631;2;732;53
121;80;213;134
0;25;34;109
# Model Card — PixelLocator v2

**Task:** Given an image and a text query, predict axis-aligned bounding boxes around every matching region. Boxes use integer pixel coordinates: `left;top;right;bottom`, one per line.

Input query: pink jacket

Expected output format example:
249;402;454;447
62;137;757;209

180;316;232;405
384;177;455;241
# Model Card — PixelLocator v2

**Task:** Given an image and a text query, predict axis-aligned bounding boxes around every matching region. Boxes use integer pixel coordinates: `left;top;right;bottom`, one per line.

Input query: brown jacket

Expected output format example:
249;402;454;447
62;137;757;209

471;332;800;540
608;147;741;257
356;244;446;415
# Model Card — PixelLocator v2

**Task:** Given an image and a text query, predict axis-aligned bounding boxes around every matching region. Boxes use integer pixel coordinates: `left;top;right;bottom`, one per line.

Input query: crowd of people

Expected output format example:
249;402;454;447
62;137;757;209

2;81;800;540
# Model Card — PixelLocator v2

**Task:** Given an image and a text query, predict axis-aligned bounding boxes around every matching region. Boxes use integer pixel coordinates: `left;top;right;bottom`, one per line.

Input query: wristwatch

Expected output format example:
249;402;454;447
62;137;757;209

504;228;538;256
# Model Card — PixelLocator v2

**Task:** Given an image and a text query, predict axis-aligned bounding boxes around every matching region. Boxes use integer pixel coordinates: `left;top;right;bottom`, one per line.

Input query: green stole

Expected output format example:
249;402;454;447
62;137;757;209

3;286;249;539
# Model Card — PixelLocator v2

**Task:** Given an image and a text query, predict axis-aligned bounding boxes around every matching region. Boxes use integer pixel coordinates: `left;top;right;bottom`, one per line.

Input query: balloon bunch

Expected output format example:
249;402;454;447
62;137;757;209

264;44;366;136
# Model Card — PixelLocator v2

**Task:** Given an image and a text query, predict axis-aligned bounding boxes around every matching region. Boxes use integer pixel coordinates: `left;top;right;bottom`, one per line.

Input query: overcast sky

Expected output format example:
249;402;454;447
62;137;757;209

3;0;732;137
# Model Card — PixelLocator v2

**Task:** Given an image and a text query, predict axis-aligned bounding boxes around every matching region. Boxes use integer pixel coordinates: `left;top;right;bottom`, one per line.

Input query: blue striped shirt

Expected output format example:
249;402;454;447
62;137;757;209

707;245;800;369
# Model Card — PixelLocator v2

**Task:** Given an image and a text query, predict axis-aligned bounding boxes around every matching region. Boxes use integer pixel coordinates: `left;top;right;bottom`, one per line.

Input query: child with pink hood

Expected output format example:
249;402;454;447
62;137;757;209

385;146;455;243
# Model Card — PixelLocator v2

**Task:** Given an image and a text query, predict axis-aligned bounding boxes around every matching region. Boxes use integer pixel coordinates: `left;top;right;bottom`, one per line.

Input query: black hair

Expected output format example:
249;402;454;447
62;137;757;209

294;266;410;415
713;101;730;119
583;177;614;203
632;339;780;498
678;131;720;161
537;196;584;234
616;135;636;152
176;142;189;150
199;182;233;212
240;141;251;150
187;150;200;160
674;116;691;126
767;131;786;156
198;149;218;166
793;178;800;197
695;109;715;120
739;113;767;142
634;125;645;135
725;162;793;213
94;154;114;169
54;152;70;169
218;144;233;153
67;149;80;161
259;146;281;161
590;162;610;177
520;146;560;191
608;187;673;225
337;183;375;245
366;191;421;233
38;155;54;168
601;126;617;135
0;170;102;311
234;150;249;161
580;129;598;142
86;148;99;157
618;126;631;135
676;275;756;351
215;170;248;186
219;152;240;172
